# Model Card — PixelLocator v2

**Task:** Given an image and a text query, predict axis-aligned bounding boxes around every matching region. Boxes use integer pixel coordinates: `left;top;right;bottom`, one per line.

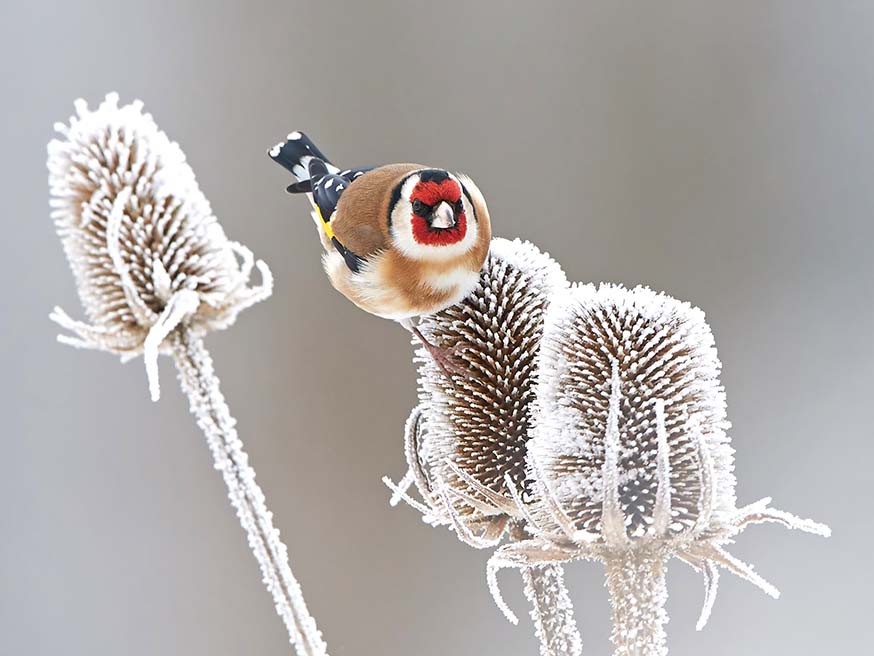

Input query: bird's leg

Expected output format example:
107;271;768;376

411;325;466;378
400;318;464;379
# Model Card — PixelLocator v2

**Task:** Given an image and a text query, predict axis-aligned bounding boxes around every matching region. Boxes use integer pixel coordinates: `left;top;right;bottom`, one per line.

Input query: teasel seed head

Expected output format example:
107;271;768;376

384;238;567;545
486;283;829;648
527;283;735;543
48;93;272;400
383;239;585;653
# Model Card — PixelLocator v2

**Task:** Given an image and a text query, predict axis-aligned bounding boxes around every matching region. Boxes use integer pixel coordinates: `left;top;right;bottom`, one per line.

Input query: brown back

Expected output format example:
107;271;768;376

331;163;424;258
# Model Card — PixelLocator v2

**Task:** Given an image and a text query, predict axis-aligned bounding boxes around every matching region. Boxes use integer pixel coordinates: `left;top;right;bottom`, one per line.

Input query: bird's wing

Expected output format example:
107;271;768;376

285;167;374;194
308;162;385;273
310;173;347;227
331;163;426;263
333;221;387;259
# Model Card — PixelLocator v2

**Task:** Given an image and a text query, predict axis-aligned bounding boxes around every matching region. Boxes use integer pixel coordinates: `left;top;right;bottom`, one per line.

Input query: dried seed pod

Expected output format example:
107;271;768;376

383;238;582;656
405;238;567;533
485;283;829;655
48;92;271;400
48;94;325;656
528;283;734;541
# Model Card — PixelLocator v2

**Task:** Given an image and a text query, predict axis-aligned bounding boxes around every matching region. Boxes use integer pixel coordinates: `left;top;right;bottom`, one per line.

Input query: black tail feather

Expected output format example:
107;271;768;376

286;180;313;194
267;131;331;180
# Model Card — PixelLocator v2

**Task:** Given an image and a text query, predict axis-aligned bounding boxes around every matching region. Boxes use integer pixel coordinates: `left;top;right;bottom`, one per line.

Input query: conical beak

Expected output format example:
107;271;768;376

430;201;456;229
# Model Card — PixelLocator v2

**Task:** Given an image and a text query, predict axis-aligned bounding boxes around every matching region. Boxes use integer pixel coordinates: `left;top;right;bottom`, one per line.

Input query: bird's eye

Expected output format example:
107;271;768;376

454;199;464;213
411;199;430;216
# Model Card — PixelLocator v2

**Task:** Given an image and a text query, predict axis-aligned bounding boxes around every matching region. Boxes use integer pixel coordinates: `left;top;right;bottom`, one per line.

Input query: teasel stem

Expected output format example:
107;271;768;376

172;326;328;656
510;523;583;656
604;551;669;656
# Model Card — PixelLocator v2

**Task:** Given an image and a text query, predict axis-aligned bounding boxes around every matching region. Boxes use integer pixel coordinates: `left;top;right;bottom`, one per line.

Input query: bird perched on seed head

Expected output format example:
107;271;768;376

268;132;492;373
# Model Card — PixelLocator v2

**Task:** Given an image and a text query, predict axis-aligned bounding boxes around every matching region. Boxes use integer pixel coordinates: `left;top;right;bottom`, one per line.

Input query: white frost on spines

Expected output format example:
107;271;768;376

383;238;587;656
48;93;272;400
412;237;568;538
652;399;673;537
487;238;569;293
527;282;735;542
388;242;829;653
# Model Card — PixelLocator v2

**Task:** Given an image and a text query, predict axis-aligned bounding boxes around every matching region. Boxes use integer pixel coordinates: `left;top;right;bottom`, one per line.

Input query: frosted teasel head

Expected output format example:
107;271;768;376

384;238;567;548
488;283;830;635
527;283;735;543
48;93;272;400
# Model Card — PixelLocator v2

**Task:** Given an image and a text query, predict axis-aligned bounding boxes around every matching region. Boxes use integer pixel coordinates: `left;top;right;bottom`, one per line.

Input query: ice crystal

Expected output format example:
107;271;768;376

48;92;271;401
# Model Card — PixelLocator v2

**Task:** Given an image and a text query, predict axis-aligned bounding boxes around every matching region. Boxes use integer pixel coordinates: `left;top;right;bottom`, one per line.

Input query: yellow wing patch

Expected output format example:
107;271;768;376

315;205;335;241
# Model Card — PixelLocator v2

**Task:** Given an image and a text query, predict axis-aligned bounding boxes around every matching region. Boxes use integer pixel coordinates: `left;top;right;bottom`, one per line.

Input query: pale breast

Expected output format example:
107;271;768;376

323;250;482;321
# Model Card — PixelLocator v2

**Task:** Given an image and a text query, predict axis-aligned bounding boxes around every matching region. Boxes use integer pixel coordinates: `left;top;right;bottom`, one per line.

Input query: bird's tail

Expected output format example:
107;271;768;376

268;131;337;192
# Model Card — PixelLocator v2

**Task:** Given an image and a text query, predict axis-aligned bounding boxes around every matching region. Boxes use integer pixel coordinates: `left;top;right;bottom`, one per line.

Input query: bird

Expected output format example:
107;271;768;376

268;131;492;375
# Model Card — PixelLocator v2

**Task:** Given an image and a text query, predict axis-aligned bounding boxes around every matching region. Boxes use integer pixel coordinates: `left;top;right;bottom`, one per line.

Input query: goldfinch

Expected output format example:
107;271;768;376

268;132;492;374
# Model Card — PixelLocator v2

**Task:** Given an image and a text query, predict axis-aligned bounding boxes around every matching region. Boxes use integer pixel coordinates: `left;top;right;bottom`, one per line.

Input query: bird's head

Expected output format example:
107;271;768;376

388;168;489;261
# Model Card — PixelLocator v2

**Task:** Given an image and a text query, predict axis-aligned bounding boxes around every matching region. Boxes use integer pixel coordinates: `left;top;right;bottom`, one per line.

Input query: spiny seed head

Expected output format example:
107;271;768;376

527;283;736;543
48;93;271;399
415;238;567;517
389;273;829;640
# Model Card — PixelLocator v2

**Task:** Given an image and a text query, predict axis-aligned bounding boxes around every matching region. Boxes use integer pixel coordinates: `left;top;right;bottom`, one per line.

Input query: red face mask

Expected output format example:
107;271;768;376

410;178;468;246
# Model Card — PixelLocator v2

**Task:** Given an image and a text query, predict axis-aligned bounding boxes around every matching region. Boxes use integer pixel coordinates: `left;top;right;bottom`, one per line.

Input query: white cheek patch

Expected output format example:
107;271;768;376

390;173;480;262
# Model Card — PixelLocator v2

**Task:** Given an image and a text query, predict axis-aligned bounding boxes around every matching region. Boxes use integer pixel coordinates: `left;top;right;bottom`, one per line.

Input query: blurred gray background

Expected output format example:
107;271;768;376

2;1;870;654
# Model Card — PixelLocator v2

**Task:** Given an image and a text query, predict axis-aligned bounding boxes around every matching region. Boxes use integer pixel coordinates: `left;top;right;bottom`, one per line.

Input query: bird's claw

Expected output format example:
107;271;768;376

411;326;466;381
425;341;466;380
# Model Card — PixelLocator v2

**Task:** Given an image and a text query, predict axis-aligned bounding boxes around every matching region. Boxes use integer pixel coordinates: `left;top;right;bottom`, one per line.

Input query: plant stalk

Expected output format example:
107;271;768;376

172;327;328;656
510;522;583;656
521;565;583;656
604;551;668;656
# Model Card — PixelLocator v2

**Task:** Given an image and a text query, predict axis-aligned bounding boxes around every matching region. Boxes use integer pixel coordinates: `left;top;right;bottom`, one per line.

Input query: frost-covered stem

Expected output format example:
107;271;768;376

604;552;668;656
510;523;583;656
522;566;583;656
172;327;328;656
